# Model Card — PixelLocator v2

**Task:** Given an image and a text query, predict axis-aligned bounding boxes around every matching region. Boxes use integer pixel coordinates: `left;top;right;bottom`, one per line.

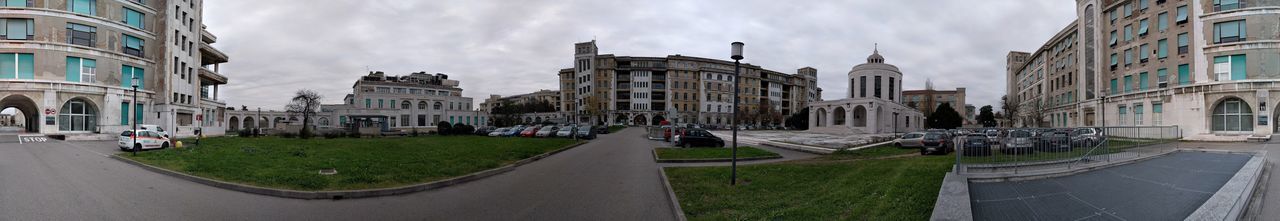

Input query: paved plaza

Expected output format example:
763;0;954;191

709;130;895;149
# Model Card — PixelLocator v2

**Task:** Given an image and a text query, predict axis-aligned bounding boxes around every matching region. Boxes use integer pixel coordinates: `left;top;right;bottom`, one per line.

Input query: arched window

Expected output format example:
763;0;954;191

59;99;97;132
319;117;330;126
833;107;847;126
1212;98;1253;132
434;102;443;110
418;101;427;110
401;101;410;109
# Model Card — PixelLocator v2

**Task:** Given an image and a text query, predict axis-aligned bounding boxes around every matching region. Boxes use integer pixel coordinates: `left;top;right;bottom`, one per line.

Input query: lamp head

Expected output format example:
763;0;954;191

730;42;744;60
131;76;139;89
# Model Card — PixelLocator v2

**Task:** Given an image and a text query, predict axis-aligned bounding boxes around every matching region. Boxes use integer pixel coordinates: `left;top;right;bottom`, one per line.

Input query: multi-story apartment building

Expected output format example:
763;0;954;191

226;71;484;133
560;40;820;127
0;0;230;138
1008;0;1280;138
478;89;563;124
902;87;969;118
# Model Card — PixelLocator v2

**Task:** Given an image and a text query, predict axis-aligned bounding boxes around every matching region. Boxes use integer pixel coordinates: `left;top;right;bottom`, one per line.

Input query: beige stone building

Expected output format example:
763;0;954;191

1007;0;1280;139
560;40;820;127
808;49;924;134
0;0;230;138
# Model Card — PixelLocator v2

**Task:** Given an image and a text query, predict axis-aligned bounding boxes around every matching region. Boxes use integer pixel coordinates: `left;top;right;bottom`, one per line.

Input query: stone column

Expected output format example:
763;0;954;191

808;108;817;128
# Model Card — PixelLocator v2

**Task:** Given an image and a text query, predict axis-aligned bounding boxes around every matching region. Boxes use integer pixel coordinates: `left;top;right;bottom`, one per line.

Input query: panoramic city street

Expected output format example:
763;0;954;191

3;0;1280;220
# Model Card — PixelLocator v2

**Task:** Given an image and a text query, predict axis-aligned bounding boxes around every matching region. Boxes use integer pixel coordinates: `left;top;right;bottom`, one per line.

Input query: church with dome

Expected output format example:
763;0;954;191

808;47;924;134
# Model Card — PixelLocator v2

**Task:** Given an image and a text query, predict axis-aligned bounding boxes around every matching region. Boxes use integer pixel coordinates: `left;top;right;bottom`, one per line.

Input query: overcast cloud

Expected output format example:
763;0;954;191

204;0;1076;111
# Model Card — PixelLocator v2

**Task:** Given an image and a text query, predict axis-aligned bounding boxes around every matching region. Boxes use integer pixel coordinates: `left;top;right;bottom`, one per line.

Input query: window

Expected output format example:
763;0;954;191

1215;0;1242;11
0;18;34;40
1138;19;1149;36
1124;49;1133;66
418;101;427;109
1213;20;1246;43
364;99;370;108
1212;98;1253;132
66;23;96;47
1139;72;1149;90
378;99;384;109
1153;103;1163;125
1134;104;1144;125
1110;30;1118;45
1213;54;1247;81
122;34;144;57
1;0;32;7
874;76;882;98
1124;25;1133;41
1124;75;1133;92
123;7;144;29
859;76;866;97
1139;44;1149;62
401;101;410;109
120;65;144;88
1138;0;1148;10
1157;68;1168;87
1157;39;1168;58
1157;12;1168;31
66;57;96;83
1177;33;1189;54
1110;79;1119;94
1178;64;1191;85
68;0;95;15
1175;5;1188;23
1110;53;1119;67
1123;3;1132;17
0;53;34;79
434;102;442;110
1109;10;1117;23
59;99;97;132
889;77;895;101
1119;105;1128;126
120;102;130;125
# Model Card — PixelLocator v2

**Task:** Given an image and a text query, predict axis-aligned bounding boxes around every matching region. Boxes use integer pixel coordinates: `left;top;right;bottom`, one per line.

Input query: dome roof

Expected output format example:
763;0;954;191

867;47;884;64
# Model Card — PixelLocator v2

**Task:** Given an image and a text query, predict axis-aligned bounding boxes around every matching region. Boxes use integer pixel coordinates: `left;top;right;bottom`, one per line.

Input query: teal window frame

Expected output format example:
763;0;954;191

1124;75;1133;92
1110;53;1119;66
123;7;144;29
378;99;384;109
122;34;144;57
1111;79;1119;94
1139;44;1149;61
1124;25;1133;41
66;57;96;83
1138;19;1149;36
1214;54;1248;81
121;65;144;88
1157;12;1168;31
1176;5;1188;22
1110;31;1118;45
119;102;129;125
364;99;371;108
1157;39;1168;58
1157;68;1168;87
2;0;32;7
1139;72;1149;90
68;0;95;15
1178;64;1190;85
1215;0;1241;11
1213;20;1246;43
1;53;35;79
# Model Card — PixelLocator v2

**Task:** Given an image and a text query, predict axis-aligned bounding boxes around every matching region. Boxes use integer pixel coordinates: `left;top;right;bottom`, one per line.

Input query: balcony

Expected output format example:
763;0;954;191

200;42;229;65
201;26;217;44
199;66;228;85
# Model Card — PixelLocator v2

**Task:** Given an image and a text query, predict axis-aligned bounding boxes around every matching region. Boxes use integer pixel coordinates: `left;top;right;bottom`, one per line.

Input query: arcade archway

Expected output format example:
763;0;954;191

0;95;39;133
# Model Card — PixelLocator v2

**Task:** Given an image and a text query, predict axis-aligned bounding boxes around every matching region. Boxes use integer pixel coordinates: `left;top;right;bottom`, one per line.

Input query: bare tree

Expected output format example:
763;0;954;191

287;89;323;138
1023;101;1046;128
1000;95;1020;127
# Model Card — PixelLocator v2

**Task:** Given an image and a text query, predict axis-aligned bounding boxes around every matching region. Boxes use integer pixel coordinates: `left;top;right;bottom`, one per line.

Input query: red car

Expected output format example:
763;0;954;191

519;126;542;137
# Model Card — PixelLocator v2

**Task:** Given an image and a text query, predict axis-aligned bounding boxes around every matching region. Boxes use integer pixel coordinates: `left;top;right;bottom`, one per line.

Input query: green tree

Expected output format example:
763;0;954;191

927;103;963;129
785;107;810;130
977;105;997;127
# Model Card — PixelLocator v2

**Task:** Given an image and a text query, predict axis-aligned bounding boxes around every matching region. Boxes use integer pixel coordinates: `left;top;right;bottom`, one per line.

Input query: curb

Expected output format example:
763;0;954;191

111;141;590;200
1186;150;1268;221
651;148;784;163
657;167;688;221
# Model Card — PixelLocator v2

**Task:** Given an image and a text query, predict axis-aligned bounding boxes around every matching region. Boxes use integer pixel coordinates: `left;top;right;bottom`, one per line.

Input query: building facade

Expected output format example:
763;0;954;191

0;0;230;138
808;49;924;134
560;40;820;127
1007;0;1280;139
224;71;484;133
478;89;565;124
902;87;969;118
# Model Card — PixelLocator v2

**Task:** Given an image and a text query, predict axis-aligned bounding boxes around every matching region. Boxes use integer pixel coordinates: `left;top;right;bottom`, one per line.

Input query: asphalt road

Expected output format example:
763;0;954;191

1186;140;1280;220
0;128;677;220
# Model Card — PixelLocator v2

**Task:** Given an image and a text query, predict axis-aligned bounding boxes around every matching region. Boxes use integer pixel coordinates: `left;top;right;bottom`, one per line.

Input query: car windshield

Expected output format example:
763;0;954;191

1010;130;1031;137
967;136;985;141
560;127;573;132
924;133;942;139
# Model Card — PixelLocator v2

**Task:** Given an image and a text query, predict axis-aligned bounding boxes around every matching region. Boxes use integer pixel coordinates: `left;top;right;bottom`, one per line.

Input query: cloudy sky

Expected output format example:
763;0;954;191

204;0;1076;111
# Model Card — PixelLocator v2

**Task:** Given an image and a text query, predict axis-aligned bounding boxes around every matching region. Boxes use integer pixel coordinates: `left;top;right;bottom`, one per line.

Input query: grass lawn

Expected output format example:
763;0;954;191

123;136;578;191
608;125;627;133
822;144;918;160
654;147;780;160
664;145;954;220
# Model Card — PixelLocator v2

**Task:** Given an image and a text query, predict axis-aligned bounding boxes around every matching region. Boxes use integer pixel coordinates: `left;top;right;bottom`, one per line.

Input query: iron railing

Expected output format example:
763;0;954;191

953;126;1180;175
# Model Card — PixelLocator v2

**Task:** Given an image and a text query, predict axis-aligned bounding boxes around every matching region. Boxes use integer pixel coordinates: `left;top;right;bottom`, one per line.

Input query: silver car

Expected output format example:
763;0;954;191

893;132;926;148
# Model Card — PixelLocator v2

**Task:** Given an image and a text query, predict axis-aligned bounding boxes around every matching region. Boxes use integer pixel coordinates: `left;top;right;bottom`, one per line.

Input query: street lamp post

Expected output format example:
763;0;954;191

894;112;899;135
730;42;744;186
131;77;139;156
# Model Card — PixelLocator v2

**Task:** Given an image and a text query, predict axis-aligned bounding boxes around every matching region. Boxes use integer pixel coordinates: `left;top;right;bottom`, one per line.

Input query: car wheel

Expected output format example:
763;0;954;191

162;142;170;149
894;142;902;148
134;144;143;151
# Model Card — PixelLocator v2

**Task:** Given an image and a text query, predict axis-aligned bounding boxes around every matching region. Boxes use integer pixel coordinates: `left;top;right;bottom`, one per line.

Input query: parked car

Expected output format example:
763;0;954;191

139;124;169;137
118;130;171;151
920;132;952;155
1002;129;1036;154
893;132;926;148
1070;128;1102;147
575;126;596;139
983;129;1001;144
535;126;559;137
1039;129;1072;152
662;125;674;141
518;126;540;137
677;129;725;148
962;134;993;156
488;128;509;137
594;126;609;134
556;126;576;137
504;126;525;137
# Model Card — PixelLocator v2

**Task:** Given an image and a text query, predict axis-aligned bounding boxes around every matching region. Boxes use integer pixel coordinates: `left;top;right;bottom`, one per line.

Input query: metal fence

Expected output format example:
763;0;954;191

954;126;1181;175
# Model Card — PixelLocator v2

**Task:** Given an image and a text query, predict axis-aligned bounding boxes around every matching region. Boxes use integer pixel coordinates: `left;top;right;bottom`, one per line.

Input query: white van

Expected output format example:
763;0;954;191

138;124;169;137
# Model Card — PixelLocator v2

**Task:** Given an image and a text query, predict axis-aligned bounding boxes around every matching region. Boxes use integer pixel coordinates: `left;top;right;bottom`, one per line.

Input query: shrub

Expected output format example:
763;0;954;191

323;131;342;139
452;123;473;135
411;129;420;137
299;130;314;139
437;122;453;135
238;129;252;137
280;132;297;138
347;131;361;138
